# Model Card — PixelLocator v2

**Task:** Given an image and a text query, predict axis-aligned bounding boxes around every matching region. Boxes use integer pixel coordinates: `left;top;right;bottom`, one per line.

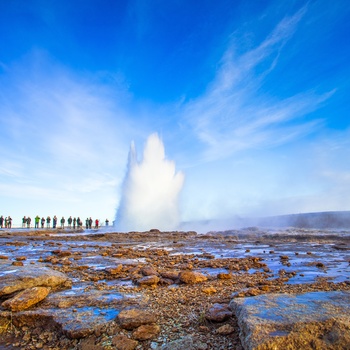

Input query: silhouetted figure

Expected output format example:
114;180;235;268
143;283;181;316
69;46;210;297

27;217;31;228
68;216;72;228
41;217;45;228
73;217;76;229
46;216;51;228
77;217;82;228
53;216;57;229
22;216;27;228
88;217;92;229
7;216;12;228
0;216;4;228
60;217;65;229
105;219;109;226
85;218;89;229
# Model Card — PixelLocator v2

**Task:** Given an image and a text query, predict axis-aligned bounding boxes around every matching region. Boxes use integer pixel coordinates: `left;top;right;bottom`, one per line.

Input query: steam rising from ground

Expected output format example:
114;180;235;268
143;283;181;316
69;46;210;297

115;133;184;231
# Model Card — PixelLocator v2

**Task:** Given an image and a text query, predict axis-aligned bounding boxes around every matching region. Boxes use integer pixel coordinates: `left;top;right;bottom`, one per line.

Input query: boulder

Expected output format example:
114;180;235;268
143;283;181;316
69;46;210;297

116;309;157;330
137;275;160;286
132;324;160;340
112;335;138;350
205;303;232;322
2;286;51;311
0;266;70;296
230;291;350;350
179;271;207;284
140;265;158;276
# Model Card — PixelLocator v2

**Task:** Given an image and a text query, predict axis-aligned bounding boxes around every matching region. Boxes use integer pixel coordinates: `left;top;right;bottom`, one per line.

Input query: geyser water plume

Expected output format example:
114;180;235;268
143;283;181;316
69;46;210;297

115;133;184;231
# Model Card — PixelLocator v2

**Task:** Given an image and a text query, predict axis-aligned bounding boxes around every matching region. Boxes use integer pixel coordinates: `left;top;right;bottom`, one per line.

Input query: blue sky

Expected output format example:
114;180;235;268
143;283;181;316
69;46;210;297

1;0;350;228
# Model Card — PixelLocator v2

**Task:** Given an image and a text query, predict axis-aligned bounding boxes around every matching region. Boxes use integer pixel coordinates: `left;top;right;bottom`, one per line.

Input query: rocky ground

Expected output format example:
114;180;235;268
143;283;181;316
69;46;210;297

0;228;349;349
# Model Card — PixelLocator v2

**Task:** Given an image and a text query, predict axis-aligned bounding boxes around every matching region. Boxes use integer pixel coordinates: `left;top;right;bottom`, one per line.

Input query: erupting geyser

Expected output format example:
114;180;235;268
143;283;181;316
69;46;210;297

115;133;184;231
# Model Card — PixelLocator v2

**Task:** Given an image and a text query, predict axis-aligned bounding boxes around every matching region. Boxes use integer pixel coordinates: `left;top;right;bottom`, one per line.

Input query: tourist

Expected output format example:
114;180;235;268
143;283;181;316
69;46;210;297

7;216;12;228
53;216;57;229
68;216;72;228
0;215;4;228
73;217;76;230
41;217;45;228
60;217;65;229
27;217;31;228
95;219;99;229
34;215;40;229
22;216;27;228
46;216;51;228
85;218;89;229
77;217;82;228
5;217;8;228
105;219;109;226
88;217;92;229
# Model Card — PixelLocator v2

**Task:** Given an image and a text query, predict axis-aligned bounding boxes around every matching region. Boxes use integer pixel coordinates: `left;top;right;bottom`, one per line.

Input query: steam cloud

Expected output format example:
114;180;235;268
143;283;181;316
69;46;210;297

115;133;184;231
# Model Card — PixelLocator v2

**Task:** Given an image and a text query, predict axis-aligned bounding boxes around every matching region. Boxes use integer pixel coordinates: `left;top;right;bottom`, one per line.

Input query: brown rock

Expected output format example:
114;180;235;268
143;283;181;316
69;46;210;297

217;273;232;280
0;255;8;259
0;266;70;297
112;335;138;350
140;265;157;276
12;261;24;266
108;264;123;275
179;271;207;284
216;324;235;335
2;286;50;311
16;256;26;261
160;271;179;280
202;286;217;295
206;303;232;322
137;275;160;286
117;309;157;330
132;324;160;340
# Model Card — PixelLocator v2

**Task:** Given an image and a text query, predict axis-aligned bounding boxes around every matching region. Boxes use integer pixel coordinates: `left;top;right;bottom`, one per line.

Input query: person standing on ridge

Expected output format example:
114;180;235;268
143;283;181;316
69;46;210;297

7;216;12;228
68;216;72;228
88;217;92;229
46;216;51;228
77;217;82;228
105;219;109;226
0;216;4;228
27;216;31;228
41;217;45;228
95;219;99;229
35;215;40;229
60;217;65;229
85;218;89;229
53;216;57;229
4;217;8;228
73;217;76;229
22;216;27;228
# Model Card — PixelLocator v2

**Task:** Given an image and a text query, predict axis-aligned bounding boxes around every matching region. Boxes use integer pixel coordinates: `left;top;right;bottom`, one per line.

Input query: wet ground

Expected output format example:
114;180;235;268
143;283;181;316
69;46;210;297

0;227;349;349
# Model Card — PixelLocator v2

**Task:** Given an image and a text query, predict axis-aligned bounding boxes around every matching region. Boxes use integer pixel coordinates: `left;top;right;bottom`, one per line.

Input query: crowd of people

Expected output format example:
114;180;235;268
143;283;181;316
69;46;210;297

0;215;110;229
0;216;12;228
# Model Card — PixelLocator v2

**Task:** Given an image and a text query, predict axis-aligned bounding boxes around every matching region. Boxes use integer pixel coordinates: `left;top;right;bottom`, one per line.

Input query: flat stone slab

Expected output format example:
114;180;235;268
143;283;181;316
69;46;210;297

230;291;350;350
0;264;70;296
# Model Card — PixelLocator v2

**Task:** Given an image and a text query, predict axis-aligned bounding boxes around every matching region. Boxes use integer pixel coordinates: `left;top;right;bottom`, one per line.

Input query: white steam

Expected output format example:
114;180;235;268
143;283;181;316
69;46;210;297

115;133;184;231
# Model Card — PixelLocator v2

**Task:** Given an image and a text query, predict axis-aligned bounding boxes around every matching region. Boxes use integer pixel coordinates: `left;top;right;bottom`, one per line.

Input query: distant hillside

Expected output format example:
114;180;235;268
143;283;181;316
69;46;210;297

255;211;350;229
180;211;350;232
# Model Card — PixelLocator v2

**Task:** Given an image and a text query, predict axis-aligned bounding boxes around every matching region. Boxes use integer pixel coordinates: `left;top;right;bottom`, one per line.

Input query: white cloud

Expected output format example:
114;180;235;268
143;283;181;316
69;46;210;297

182;6;333;163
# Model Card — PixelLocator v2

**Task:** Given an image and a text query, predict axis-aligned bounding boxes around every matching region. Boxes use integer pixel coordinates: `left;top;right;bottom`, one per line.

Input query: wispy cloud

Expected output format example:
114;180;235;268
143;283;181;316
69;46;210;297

182;6;334;162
